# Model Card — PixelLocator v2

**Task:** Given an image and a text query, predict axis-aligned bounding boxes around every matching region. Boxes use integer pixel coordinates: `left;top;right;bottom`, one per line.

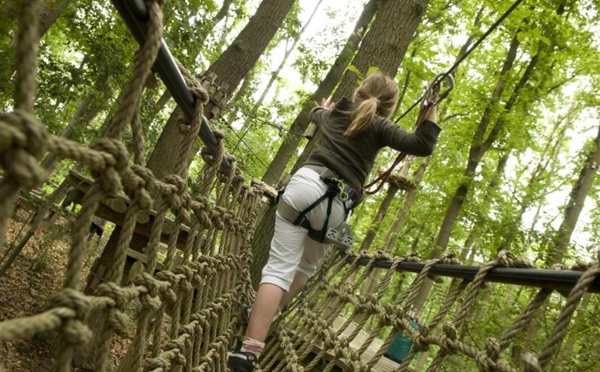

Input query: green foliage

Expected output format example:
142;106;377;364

2;0;600;367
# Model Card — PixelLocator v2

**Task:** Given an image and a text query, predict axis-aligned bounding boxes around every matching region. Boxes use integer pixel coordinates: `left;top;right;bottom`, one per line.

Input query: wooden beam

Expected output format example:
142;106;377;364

66;171;190;250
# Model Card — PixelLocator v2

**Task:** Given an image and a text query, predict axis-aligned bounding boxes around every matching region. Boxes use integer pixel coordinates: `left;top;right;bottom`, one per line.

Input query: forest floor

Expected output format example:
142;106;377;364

0;208;132;371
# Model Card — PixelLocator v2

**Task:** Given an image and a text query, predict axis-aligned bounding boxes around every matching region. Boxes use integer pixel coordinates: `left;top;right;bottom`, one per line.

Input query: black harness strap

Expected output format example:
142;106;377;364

277;176;350;243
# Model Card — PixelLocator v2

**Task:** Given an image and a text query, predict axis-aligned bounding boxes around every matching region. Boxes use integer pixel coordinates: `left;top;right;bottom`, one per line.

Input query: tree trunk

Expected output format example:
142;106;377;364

332;0;426;101
75;1;297;368
546;123;600;266
498;112;570;253
557;293;591;368
413;34;542;315
237;0;324;134
0;178;69;277
196;0;235;48
354;177;406;309
383;158;429;253
293;0;428;174
224;69;256;123
250;202;278;287
150;0;237;116
31;0;70;41
40;90;102;173
0;0;71;95
433;35;521;256
0;85;106;277
455;149;510;259
358;181;401;252
261;0;379;186
251;0;430;284
147;0;297;179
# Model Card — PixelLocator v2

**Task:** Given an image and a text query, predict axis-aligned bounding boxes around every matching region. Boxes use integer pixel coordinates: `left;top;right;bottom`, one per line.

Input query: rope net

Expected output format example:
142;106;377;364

259;250;599;371
0;1;262;371
0;1;598;371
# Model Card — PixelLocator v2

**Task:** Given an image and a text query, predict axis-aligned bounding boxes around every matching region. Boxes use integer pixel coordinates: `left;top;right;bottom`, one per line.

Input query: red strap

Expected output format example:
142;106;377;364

364;152;408;195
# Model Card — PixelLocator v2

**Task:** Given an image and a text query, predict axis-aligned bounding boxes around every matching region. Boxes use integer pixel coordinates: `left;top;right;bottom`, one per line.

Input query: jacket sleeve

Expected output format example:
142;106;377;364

379;119;442;157
309;107;330;126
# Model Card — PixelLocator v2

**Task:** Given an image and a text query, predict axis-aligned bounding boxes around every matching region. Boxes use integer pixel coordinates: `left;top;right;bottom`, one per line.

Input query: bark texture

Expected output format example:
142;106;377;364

147;0;297;179
261;0;379;186
251;0;429;285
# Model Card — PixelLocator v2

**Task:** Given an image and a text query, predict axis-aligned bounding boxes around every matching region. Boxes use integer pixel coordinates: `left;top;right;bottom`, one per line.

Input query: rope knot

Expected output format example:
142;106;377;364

134;273;162;310
174;265;194;293
0;110;49;188
522;353;543;372
439;322;458;355
161;175;190;223
134;272;159;296
570;261;592;271
155;270;178;303
218;154;237;183
403;251;420;263
46;289;93;345
475;337;501;371
190;81;210;106
47;288;91;319
496;250;515;267
94;282;129;332
223;209;236;227
412;324;430;352
374;250;391;261
439;251;461;265
211;207;225;229
122;165;154;210
144;357;168;372
89;138;129;194
212;128;225;141
192;200;212;228
497;250;535;268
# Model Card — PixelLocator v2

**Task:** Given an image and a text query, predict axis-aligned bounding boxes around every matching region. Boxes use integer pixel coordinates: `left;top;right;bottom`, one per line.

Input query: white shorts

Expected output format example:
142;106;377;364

260;167;349;291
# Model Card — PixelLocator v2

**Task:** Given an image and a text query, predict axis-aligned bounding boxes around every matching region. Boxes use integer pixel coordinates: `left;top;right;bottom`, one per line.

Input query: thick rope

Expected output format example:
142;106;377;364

0;0;596;371
105;0;165;140
0;0;42;253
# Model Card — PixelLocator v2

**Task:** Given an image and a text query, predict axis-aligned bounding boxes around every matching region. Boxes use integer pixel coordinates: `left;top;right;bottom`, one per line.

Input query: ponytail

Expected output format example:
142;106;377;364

344;71;399;137
345;97;378;137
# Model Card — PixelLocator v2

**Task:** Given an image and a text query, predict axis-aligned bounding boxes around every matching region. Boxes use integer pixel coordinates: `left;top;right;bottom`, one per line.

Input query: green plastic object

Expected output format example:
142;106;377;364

384;319;419;363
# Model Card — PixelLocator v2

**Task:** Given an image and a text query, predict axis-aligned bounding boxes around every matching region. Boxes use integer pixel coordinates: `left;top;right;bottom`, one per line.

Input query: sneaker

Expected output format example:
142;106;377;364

227;348;257;372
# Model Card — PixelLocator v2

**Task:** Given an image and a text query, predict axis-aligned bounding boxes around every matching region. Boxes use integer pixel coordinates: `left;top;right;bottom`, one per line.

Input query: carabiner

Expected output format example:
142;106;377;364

336;179;349;202
423;73;454;107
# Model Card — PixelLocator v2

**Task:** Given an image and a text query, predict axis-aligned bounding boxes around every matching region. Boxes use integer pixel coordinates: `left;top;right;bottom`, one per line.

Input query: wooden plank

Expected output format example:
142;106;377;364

309;316;401;371
65;172;191;250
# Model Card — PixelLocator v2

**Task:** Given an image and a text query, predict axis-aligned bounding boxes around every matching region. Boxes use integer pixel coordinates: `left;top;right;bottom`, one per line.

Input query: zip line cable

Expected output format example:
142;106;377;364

394;0;525;122
366;0;525;194
214;114;272;170
225;103;306;138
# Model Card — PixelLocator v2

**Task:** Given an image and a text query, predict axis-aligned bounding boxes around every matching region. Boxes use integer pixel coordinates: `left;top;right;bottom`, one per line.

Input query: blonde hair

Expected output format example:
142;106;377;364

344;71;399;137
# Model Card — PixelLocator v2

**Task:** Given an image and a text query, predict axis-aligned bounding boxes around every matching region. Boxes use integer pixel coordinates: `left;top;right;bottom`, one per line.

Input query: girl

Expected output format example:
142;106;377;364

229;71;441;371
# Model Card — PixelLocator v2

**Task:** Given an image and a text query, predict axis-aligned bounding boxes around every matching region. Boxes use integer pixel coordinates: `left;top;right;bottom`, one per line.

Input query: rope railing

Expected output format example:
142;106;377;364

0;1;598;371
0;1;263;371
110;0;234;178
346;252;600;294
261;250;599;371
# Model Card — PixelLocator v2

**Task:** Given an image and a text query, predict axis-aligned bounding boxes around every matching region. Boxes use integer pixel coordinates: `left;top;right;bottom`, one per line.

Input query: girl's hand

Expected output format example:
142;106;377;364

314;97;335;109
424;103;437;123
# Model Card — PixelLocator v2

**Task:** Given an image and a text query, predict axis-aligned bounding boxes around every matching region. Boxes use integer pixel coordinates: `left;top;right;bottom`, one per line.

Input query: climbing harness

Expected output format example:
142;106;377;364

277;166;357;248
364;73;454;195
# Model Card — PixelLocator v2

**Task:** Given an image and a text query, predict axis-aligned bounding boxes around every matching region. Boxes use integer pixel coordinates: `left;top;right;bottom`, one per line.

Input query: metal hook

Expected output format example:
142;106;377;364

423;73;455;107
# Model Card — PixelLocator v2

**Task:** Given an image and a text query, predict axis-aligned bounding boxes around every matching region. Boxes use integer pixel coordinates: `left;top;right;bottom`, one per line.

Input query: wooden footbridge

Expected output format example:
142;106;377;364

0;1;598;371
